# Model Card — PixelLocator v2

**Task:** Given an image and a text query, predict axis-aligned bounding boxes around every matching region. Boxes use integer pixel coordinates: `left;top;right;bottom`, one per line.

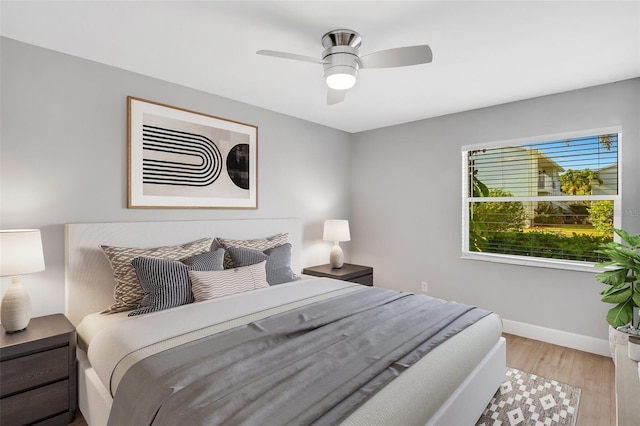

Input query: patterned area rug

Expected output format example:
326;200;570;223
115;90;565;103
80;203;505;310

476;367;581;426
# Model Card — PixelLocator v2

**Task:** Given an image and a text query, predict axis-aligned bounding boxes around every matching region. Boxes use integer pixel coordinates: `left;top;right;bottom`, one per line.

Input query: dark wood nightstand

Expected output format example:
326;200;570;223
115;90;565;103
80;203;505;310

302;263;374;286
1;314;77;425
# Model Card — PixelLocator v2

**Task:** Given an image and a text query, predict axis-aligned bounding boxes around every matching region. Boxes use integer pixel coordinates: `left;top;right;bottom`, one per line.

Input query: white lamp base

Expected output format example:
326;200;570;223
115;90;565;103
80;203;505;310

329;242;344;269
1;276;32;333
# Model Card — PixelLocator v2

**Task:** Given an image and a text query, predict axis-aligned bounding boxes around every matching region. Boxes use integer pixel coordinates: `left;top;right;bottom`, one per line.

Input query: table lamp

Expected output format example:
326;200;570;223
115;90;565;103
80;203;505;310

323;220;350;269
0;229;45;333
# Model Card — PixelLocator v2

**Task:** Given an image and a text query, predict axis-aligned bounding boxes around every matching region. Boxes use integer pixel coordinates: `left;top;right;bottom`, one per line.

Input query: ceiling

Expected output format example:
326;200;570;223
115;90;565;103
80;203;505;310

2;1;639;133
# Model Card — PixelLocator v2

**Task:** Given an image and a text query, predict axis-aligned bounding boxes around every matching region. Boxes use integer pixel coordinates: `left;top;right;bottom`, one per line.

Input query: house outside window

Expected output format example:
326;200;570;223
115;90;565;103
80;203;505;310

462;130;620;272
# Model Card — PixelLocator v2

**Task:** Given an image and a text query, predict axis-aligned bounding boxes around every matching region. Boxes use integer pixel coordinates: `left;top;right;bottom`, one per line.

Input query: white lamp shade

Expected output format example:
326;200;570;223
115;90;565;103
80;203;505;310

0;229;45;277
323;220;351;242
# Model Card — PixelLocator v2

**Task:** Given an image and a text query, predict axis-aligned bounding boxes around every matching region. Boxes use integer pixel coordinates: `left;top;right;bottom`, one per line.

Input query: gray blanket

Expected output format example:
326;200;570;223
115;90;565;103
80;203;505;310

108;287;490;426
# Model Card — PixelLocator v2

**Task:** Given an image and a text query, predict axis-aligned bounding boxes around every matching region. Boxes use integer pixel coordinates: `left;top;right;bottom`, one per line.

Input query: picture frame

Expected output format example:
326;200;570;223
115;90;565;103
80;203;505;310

127;97;258;209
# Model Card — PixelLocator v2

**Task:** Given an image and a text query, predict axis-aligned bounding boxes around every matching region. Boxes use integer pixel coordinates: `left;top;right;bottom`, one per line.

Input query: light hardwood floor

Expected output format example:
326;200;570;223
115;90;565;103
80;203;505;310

504;333;616;426
70;334;616;426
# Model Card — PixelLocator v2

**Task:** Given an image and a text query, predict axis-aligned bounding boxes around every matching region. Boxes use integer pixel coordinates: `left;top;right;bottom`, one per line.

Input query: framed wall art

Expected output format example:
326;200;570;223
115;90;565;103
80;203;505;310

127;97;258;209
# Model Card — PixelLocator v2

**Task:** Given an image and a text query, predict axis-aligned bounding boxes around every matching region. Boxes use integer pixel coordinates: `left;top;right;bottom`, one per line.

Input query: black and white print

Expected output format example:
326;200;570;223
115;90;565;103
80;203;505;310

128;97;258;208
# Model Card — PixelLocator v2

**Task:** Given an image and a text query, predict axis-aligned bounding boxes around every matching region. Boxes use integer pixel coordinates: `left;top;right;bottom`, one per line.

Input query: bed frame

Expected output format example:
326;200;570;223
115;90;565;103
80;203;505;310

65;219;505;425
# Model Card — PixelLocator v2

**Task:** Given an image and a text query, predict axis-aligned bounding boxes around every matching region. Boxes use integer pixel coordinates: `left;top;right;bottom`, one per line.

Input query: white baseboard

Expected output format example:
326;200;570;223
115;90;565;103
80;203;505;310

502;319;611;358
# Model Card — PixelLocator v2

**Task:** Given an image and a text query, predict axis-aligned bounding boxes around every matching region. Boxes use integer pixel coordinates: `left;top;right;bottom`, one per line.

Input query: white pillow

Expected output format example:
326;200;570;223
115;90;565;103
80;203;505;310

189;261;269;302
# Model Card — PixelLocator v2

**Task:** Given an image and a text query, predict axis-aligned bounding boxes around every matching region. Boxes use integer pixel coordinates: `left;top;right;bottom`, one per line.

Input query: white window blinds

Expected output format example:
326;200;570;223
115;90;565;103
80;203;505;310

463;132;620;267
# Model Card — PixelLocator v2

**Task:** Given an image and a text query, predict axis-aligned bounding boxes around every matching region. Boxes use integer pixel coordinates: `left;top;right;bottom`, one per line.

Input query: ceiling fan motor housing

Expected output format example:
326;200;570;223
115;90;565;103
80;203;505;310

321;30;362;90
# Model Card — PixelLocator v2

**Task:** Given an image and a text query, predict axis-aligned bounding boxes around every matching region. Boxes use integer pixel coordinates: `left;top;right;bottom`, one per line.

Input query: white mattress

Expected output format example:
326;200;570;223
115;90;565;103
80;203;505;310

76;311;130;351
78;278;503;424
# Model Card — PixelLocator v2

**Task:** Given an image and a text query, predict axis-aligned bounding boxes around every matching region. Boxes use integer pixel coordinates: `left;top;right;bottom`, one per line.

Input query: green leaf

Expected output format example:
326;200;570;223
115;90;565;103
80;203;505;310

632;291;640;307
614;228;631;244
605;249;638;269
614;228;640;248
595;268;629;286
615;246;640;260
606;302;634;327
599;242;621;250
600;283;629;296
601;288;632;304
594;260;616;269
598;242;640;260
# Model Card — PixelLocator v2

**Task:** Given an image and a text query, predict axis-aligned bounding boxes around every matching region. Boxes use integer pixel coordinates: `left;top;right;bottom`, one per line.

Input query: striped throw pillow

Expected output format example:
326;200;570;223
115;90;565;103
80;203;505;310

128;248;225;316
101;238;214;313
189;261;268;302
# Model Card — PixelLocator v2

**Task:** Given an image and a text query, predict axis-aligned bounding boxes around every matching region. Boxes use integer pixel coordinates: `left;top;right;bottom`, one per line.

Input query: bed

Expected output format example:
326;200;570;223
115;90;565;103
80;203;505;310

65;219;506;425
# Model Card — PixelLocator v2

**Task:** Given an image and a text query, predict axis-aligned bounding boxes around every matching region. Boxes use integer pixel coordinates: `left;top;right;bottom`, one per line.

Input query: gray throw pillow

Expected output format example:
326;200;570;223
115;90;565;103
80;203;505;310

129;248;225;316
227;243;300;285
216;233;289;269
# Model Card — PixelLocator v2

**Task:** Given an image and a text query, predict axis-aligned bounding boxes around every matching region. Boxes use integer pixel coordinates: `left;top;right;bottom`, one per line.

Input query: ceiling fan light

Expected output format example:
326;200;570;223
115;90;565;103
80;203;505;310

326;73;356;90
324;65;357;90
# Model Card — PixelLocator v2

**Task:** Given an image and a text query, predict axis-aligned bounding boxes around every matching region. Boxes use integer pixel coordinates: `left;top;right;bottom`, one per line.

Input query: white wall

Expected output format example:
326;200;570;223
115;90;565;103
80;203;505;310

0;38;353;318
350;78;640;349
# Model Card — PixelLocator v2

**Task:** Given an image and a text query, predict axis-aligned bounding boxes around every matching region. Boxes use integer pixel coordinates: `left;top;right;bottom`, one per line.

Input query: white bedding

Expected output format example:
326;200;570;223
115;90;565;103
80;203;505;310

76;275;320;351
78;278;503;425
76;311;129;351
82;278;362;395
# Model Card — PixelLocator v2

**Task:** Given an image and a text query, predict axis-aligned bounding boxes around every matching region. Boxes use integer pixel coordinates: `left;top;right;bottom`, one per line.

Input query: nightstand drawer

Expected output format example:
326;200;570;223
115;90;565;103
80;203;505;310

0;379;69;425
1;346;69;397
350;274;373;286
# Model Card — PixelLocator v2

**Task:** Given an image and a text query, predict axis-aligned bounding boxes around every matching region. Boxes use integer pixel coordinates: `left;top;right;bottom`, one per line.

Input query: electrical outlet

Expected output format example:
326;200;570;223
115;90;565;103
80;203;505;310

421;281;428;293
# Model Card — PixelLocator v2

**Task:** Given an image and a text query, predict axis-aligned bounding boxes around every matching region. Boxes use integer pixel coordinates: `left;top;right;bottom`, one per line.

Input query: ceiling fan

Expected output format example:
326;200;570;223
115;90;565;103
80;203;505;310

257;29;433;105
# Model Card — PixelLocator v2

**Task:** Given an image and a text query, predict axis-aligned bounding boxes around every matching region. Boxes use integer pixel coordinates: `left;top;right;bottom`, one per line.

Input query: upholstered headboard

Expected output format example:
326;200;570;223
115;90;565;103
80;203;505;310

64;219;303;326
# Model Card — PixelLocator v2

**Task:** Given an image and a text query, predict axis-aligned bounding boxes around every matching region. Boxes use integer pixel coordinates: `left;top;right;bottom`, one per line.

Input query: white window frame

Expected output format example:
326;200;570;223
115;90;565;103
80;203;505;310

461;127;622;273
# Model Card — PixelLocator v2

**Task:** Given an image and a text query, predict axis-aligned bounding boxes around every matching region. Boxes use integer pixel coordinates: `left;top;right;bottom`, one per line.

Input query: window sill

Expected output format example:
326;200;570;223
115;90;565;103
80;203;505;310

461;252;600;273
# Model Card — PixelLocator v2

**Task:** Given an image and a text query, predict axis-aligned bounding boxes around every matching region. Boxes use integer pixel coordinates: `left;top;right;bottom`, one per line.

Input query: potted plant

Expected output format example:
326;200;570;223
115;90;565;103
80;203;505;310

595;228;640;356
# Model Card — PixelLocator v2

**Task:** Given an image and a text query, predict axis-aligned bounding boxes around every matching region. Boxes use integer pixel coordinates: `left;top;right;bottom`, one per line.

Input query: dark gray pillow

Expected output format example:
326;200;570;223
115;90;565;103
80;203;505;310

227;243;300;285
182;248;225;270
129;248;225;316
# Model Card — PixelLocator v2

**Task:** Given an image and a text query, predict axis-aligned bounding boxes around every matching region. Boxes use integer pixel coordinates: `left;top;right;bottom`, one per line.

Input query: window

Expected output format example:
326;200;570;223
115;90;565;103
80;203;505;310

462;130;620;271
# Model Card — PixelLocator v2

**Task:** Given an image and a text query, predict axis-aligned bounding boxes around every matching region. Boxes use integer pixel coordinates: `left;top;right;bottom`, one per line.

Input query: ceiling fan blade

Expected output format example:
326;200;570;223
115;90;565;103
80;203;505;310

359;45;432;69
256;50;327;65
327;88;346;105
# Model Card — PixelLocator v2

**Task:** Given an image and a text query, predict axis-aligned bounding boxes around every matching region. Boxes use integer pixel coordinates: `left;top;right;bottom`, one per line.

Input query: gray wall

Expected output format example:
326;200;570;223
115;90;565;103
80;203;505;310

2;36;639;344
0;38;353;317
350;78;640;341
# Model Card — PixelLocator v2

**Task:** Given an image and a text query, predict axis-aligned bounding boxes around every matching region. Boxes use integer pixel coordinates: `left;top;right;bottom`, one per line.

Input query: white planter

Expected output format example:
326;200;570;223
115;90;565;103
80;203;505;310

609;326;631;358
628;336;640;362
